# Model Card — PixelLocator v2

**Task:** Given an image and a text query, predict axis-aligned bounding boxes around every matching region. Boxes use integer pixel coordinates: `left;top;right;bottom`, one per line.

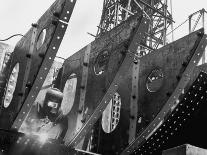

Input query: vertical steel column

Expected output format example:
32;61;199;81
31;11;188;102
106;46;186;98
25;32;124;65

202;10;205;63
163;0;168;46
128;47;140;143
125;0;132;20
76;43;91;132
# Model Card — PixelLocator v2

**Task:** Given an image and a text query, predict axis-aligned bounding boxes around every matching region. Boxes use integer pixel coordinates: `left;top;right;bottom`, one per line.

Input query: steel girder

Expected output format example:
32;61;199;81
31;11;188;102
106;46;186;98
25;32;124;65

0;0;76;130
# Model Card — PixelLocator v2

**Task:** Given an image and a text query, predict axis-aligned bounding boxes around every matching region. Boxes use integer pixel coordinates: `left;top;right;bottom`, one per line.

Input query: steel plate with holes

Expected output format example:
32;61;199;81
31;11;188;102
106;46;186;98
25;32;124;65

132;69;207;154
121;33;207;155
64;17;149;150
58;14;145;148
0;0;76;130
88;30;206;154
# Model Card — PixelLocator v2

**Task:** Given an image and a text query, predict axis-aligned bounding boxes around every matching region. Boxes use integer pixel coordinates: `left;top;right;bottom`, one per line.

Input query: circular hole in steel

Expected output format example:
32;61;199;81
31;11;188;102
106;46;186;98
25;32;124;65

102;92;121;133
60;73;77;115
94;50;109;75
36;29;46;50
146;69;164;92
3;63;20;108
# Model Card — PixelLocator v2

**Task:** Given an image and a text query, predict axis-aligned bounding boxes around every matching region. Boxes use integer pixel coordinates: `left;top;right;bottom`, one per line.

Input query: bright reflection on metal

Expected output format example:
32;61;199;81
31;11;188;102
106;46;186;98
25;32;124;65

102;92;121;133
38;132;48;144
48;101;58;108
146;69;164;92
60;73;77;115
36;29;46;50
3;63;19;108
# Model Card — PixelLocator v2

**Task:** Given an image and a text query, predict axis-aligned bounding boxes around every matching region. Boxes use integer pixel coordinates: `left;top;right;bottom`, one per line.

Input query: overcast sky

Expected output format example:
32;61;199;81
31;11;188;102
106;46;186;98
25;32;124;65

0;0;207;58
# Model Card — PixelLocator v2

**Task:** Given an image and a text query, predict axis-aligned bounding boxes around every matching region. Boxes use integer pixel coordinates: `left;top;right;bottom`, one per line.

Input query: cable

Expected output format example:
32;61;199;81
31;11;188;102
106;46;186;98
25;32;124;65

0;34;24;42
166;18;188;36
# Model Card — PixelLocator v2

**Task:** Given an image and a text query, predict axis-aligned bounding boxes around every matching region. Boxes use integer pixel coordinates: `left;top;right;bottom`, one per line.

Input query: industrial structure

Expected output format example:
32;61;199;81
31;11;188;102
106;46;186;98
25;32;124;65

0;0;207;155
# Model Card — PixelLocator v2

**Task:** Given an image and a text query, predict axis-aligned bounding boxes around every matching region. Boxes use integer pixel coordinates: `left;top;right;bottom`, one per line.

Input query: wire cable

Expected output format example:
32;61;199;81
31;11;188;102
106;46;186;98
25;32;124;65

0;34;24;42
166;18;188;36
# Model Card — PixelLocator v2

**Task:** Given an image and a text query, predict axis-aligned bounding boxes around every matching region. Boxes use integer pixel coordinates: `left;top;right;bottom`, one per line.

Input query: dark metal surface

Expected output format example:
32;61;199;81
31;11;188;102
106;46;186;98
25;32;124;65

131;67;207;154
121;34;207;154
88;29;206;155
58;13;144;148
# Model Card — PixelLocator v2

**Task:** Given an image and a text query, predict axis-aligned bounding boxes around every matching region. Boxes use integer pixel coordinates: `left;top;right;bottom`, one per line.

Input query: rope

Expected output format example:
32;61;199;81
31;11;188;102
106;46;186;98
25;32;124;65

0;34;24;42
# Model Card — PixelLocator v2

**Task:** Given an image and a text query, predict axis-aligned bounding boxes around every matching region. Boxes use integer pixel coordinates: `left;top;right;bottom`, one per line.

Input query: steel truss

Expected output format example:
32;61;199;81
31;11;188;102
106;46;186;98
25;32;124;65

97;0;173;52
189;8;207;64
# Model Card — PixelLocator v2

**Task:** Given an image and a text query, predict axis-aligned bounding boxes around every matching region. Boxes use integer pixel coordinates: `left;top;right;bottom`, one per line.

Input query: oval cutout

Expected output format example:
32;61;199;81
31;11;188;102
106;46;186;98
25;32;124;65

60;73;77;115
94;50;109;75
146;69;164;92
36;29;47;50
102;92;121;133
3;63;20;108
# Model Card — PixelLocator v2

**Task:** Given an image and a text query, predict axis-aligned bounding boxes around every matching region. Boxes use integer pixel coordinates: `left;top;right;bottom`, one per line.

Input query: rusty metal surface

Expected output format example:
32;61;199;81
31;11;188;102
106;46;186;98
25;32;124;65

0;0;76;130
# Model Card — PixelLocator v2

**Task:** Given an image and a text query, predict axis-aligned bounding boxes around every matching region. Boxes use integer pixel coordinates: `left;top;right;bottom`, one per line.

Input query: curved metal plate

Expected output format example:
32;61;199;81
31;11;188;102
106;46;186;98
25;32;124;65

131;68;207;154
12;0;76;130
121;34;207;154
56;14;145;148
65;17;149;148
0;0;76;130
89;29;206;154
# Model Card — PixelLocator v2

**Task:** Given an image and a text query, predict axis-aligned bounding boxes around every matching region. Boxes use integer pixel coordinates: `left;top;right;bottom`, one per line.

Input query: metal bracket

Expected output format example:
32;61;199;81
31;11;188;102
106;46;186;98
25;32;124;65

65;17;150;147
11;0;77;130
121;34;207;155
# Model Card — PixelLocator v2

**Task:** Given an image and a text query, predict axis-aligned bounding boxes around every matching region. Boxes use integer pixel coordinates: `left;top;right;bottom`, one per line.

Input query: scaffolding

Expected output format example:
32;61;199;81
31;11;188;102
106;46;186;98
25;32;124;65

97;0;174;52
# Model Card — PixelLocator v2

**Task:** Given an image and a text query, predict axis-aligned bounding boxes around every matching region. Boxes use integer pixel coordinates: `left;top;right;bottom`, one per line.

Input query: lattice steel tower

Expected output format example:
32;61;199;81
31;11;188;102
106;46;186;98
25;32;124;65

97;0;174;51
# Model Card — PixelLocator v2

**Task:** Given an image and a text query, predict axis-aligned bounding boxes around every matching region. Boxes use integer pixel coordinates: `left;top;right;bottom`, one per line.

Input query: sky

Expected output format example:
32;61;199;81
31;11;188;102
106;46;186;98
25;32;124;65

0;0;207;58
